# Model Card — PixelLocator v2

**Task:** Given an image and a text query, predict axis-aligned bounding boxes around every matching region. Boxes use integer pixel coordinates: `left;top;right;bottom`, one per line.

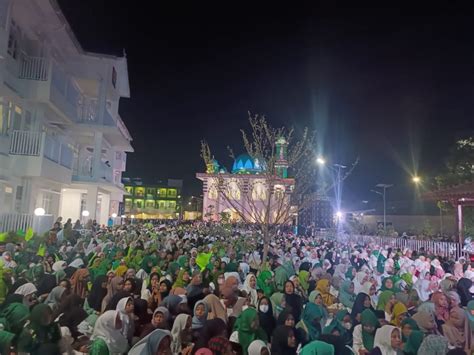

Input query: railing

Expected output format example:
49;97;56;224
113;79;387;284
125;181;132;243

19;54;48;81
43;135;73;169
0;213;33;233
332;234;467;260
9;130;42;156
9;130;73;169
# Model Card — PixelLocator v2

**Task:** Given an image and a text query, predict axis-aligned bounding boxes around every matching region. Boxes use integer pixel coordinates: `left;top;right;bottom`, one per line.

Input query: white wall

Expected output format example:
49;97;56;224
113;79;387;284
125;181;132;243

59;190;82;222
98;193;110;226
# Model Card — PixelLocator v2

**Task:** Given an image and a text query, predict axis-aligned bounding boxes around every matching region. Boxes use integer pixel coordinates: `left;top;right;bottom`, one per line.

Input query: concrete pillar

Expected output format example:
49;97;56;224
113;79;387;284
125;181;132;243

85;185;98;222
457;203;464;244
92;132;103;180
97;65;111;125
98;193;110;226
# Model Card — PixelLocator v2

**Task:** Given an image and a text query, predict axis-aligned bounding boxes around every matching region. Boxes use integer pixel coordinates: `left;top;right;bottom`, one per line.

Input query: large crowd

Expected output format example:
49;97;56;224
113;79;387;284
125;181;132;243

0;219;473;355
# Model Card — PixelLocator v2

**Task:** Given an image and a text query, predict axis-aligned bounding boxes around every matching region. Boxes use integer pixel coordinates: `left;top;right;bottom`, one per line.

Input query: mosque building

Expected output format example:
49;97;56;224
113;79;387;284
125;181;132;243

196;138;295;222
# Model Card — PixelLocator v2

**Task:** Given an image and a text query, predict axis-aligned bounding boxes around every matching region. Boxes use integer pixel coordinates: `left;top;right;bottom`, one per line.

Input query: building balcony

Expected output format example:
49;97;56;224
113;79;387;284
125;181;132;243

8;130;73;184
72;162;113;184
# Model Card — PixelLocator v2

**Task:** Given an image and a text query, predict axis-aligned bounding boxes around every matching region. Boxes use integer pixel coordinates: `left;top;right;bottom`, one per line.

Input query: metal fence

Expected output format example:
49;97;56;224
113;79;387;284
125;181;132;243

332;234;467;260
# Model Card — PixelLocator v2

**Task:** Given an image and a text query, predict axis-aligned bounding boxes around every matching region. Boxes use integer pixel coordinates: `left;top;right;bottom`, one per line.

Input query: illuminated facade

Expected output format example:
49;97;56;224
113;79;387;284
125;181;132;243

123;178;182;219
196;139;295;222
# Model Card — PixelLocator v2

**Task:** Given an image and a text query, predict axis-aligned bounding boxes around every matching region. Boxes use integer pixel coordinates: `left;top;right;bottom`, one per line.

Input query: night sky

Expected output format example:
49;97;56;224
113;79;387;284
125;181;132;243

58;2;474;209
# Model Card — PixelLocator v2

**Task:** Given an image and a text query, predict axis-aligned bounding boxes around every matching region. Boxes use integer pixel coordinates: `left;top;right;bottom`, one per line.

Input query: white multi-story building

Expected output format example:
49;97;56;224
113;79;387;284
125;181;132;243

0;0;133;232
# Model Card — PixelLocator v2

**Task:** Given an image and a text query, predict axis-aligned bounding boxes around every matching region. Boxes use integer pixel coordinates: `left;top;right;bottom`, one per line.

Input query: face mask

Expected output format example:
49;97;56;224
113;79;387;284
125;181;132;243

259;305;269;313
343;322;352;330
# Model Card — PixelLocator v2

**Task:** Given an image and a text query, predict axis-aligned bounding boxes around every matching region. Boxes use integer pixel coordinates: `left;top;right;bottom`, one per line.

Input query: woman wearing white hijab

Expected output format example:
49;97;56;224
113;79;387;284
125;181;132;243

129;329;172;355
413;270;432;302
373;325;401;355
353;271;368;295
248;339;270;355
14;282;37;306
91;310;129;354
116;296;134;342
171;313;191;355
242;273;258;307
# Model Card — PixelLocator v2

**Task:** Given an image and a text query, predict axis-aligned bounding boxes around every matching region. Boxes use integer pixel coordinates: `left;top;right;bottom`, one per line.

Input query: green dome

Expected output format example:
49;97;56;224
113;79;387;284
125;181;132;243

232;154;263;174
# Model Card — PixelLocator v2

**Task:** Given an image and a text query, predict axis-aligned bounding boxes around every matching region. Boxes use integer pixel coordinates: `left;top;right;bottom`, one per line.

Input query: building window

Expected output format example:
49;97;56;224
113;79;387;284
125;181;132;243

112;67;117;88
124;198;132;212
134;199;143;208
42;193;52;214
158;188;167;198
158;200;166;210
208;186;218;200
7;21;19;60
125;186;133;195
145;200;155;208
146;188;156;198
227;181;241;200
135;187;144;197
167;201;176;210
252;181;267;201
0;99;11;135
167;189;177;198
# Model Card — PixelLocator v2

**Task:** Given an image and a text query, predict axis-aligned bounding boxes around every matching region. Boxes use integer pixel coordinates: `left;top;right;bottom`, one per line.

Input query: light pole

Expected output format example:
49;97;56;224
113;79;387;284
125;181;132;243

316;157;347;233
371;184;393;233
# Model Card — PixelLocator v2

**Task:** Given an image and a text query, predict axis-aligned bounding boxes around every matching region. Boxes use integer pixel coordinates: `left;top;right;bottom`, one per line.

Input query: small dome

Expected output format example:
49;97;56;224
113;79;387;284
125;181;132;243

232;154;263;174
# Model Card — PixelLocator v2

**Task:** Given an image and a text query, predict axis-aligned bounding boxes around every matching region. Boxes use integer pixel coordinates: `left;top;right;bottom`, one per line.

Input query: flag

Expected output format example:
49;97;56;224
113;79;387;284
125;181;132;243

37;243;46;257
16;229;25;237
0;233;6;242
25;227;34;241
196;252;212;271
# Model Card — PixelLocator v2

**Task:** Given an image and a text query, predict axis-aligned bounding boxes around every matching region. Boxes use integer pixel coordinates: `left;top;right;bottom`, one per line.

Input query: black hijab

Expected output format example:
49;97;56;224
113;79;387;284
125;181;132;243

351;292;372;325
194;318;227;350
457;278;473;307
283;281;303;323
258;296;276;339
87;275;108;312
271;325;297;355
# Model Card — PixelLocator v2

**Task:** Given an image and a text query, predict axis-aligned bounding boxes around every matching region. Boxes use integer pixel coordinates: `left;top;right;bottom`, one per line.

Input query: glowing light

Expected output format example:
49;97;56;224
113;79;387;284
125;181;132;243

111;213;117;218
316;157;326;165
34;208;45;216
121;215;126;218
412;176;421;183
82;210;90;217
131;214;135;219
336;211;343;218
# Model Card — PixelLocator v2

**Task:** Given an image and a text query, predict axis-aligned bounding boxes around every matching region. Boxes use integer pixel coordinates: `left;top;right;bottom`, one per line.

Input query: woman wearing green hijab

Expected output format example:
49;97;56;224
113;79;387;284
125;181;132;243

298;270;310;293
172;269;190;289
403;330;424;355
377;290;395;310
296;303;324;343
400;317;420;343
17;303;61;354
234;308;267;355
323;309;352;346
300;340;335;355
352;309;379;353
345;266;355;280
339;281;356;308
257;270;274;298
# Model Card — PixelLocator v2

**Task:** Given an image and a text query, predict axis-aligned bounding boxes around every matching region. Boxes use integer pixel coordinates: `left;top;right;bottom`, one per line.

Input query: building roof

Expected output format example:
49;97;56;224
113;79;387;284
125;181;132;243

231;154;264;174
423;181;474;204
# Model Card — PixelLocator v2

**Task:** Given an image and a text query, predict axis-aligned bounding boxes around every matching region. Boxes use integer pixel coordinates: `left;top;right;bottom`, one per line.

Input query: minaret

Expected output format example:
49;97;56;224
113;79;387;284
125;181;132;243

275;137;289;178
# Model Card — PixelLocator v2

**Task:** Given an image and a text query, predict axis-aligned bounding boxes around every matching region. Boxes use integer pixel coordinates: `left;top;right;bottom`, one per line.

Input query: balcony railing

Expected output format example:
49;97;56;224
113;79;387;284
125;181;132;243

19;54;48;81
0;213;33;233
9;130;73;169
9;130;42;156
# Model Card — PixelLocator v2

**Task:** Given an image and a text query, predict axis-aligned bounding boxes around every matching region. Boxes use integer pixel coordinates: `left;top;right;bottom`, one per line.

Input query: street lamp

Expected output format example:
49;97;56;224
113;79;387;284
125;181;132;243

316;157;326;165
371;184;393;233
34;207;45;216
111;213;117;218
412;176;421;184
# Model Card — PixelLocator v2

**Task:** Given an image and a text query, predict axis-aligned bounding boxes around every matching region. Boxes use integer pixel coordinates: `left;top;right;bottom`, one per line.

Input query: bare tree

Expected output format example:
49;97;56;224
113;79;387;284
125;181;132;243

200;113;356;264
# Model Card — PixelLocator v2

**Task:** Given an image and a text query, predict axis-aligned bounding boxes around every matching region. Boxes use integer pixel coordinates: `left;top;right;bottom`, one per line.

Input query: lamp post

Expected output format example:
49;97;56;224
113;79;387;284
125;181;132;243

371;184;393;233
316;157;347;233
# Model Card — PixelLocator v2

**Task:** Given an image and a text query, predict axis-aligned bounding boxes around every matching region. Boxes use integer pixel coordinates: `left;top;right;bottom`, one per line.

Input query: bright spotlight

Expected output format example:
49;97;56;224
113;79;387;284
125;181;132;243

111;213;117;218
34;207;45;216
336;211;343;218
316;157;326;165
131;214;135;219
82;210;90;217
412;176;421;184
